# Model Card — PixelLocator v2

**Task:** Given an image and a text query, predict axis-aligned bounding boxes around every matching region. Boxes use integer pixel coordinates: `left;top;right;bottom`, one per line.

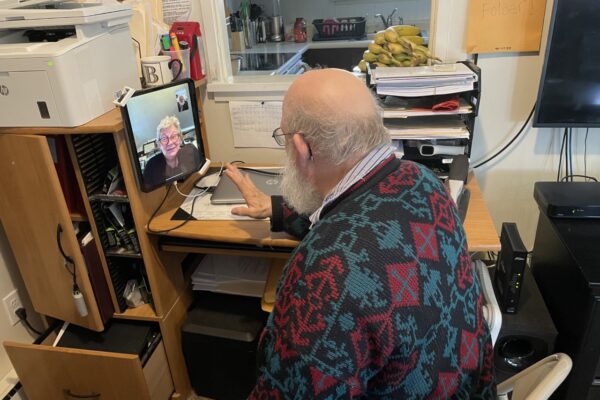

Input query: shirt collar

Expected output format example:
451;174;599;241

308;144;394;227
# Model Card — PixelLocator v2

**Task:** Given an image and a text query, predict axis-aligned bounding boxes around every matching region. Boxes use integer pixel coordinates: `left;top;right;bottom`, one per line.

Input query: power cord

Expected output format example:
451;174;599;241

473;105;535;169
15;308;42;335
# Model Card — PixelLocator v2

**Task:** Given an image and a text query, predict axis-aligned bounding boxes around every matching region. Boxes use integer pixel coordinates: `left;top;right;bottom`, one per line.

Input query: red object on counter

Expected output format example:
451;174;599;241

170;21;206;80
294;17;307;43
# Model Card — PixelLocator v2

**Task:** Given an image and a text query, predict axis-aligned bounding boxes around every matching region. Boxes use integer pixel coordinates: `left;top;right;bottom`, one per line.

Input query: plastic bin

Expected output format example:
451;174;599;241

181;292;267;399
312;17;366;40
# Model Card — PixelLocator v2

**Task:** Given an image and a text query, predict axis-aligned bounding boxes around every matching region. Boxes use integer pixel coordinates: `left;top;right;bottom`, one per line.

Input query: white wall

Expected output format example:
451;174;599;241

0;224;36;397
203;0;600;250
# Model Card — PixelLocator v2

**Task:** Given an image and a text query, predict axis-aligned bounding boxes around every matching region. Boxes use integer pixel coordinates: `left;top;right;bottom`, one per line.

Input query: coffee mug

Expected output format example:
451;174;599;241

141;55;182;87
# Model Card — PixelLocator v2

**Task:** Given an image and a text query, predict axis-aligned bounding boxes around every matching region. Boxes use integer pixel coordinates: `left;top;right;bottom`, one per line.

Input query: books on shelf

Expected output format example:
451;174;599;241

372;63;478;97
385;116;469;140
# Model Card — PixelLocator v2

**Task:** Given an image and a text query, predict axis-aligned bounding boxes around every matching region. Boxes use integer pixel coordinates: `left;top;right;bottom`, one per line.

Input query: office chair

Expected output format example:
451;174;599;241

496;352;572;400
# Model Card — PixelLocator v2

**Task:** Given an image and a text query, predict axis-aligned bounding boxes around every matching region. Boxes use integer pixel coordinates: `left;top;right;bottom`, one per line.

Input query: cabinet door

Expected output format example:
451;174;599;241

0;134;103;331
4;342;152;400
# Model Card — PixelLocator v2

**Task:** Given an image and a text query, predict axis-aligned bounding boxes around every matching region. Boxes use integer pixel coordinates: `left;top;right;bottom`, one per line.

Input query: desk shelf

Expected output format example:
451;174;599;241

89;194;130;203
106;248;143;259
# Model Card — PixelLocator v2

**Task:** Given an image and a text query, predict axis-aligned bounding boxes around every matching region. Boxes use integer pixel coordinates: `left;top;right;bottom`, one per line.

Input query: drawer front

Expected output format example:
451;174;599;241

4;341;152;400
143;341;174;400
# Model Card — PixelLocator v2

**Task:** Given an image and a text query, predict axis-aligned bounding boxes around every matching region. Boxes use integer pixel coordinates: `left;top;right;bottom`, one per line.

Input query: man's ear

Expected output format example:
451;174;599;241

291;133;312;162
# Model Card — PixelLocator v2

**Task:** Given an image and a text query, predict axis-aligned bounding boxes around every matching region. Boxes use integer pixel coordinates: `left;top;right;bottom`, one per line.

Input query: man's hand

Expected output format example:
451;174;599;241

224;164;273;219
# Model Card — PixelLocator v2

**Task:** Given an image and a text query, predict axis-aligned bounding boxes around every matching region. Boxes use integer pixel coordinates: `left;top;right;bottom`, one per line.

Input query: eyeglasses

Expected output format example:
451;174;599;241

272;127;295;146
158;133;181;144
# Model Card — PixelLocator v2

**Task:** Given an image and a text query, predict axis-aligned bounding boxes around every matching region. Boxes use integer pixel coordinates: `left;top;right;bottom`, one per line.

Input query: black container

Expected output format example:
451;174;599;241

182;292;267;399
312;17;366;41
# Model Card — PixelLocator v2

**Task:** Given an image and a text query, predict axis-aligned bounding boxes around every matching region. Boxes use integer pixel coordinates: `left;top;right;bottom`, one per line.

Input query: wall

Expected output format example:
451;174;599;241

202;0;600;250
0;224;36;398
436;0;600;249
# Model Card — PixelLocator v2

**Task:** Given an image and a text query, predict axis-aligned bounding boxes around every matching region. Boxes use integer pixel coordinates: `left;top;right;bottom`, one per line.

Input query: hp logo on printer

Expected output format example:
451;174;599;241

0;85;8;96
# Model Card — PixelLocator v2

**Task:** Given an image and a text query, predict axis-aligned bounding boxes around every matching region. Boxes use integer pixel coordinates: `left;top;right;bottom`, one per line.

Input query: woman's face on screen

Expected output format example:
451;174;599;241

158;126;181;161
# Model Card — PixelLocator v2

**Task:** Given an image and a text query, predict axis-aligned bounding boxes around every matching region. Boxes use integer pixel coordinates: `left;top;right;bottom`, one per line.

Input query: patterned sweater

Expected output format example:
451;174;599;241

250;157;496;399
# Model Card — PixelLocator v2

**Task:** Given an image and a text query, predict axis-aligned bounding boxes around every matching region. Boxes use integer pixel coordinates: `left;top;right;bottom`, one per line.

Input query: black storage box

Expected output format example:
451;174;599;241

182;292;267;399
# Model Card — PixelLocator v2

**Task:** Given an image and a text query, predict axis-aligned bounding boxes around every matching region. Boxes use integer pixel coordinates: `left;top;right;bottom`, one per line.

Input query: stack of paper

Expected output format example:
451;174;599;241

191;254;270;298
372;64;478;97
385;116;469;140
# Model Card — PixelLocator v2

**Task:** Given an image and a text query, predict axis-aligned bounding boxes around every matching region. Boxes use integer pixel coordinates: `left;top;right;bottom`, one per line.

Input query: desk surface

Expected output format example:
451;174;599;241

150;172;500;253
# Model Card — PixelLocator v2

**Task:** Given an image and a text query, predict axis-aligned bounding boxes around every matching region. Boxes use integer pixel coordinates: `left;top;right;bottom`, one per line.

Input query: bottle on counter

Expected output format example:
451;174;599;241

294;17;307;43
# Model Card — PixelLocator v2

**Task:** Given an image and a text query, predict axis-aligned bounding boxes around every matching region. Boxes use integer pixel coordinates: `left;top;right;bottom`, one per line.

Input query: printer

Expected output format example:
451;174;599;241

0;0;140;127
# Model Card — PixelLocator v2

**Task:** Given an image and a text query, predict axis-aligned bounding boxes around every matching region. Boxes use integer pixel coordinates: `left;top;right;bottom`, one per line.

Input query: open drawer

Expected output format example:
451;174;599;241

3;321;173;400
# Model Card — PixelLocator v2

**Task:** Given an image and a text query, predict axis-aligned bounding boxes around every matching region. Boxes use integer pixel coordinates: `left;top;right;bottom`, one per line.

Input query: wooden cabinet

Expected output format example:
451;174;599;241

4;340;172;400
0;79;208;398
0;134;104;331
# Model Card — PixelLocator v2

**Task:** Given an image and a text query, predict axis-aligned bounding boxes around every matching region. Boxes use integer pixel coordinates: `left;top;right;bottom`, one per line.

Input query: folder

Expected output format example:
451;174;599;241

79;231;114;323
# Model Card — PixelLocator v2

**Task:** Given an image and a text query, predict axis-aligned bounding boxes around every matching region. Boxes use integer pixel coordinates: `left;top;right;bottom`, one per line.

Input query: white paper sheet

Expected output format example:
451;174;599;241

229;101;283;148
179;188;263;220
162;0;191;24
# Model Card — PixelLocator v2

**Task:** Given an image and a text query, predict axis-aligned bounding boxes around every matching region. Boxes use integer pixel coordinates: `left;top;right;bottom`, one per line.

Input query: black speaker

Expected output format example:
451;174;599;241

493;223;528;314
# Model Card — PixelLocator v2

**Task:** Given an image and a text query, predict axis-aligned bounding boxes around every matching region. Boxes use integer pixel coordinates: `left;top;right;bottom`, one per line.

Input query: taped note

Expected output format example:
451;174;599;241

466;0;548;54
229;101;283;148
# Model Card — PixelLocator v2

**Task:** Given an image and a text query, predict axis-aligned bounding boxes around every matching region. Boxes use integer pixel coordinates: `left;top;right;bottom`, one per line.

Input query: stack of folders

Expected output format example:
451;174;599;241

385;116;469;140
191;255;270;298
371;63;478;97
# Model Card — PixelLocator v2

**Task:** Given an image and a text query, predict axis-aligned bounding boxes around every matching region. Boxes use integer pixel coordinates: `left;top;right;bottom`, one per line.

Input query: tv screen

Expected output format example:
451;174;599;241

534;0;600;127
121;79;207;192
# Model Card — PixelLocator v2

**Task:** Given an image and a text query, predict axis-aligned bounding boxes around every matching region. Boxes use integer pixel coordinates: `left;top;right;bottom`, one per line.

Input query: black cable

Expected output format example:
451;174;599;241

557;129;566;182
568;128;573;182
147;177;205;234
15;308;43;336
560;174;598;182
237;166;283;176
473;105;535;169
57;225;76;287
584;128;589;180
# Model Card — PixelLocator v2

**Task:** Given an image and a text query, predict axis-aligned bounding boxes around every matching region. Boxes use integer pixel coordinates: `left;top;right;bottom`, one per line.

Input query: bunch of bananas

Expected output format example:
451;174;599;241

358;25;441;72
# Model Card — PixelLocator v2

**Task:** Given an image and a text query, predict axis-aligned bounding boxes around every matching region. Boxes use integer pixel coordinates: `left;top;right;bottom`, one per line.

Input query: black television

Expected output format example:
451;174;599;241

121;79;209;192
534;0;600;127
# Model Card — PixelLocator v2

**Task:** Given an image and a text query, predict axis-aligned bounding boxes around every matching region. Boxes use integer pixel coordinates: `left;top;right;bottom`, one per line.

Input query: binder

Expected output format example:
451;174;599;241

48;135;84;214
79;231;114;323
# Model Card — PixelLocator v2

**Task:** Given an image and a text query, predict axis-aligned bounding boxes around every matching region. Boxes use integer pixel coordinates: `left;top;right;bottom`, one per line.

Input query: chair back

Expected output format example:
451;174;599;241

497;353;572;400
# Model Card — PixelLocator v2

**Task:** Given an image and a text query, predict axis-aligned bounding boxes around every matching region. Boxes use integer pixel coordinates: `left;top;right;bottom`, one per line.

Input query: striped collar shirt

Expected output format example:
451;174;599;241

309;144;394;227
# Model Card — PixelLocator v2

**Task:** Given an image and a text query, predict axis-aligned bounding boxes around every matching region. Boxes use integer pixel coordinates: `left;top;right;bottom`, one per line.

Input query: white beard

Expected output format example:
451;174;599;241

281;155;323;215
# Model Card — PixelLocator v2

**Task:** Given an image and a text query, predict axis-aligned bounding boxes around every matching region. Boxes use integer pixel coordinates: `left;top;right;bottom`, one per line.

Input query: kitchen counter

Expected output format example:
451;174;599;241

231;38;370;55
231;38;370;75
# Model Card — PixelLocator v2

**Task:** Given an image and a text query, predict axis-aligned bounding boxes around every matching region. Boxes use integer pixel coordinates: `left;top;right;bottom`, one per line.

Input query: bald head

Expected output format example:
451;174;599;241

281;69;389;166
284;69;376;121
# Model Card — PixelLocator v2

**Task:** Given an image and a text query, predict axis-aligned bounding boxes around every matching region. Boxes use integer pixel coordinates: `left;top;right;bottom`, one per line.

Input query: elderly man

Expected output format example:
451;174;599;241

225;69;495;398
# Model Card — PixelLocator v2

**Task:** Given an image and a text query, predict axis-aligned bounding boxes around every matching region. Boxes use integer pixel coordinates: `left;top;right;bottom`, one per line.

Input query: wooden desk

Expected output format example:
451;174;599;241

150;171;499;312
150;172;500;253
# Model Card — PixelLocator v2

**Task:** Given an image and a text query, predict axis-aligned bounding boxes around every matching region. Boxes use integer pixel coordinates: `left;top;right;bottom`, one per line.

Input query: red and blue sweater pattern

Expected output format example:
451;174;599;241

251;157;496;399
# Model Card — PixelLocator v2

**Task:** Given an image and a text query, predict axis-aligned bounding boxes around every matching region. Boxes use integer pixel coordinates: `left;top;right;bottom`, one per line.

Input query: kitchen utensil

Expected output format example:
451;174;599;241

257;17;268;43
270;15;283;42
230;55;242;75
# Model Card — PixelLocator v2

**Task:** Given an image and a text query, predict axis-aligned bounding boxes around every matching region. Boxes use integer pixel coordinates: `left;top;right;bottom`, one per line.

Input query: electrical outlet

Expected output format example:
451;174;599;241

3;289;23;326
